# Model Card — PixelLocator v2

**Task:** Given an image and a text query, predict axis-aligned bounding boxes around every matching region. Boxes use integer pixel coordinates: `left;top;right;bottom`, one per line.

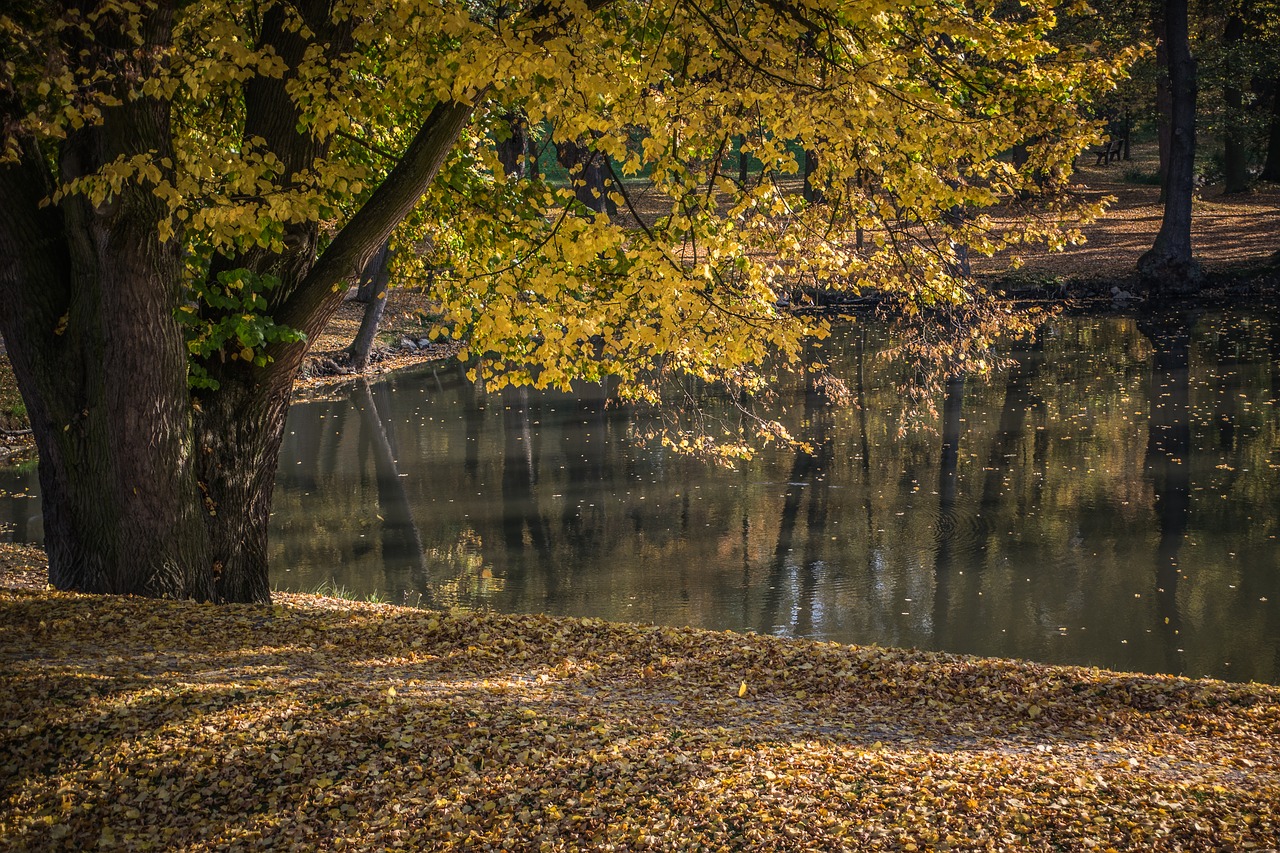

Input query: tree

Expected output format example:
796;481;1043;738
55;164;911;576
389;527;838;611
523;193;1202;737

1265;81;1280;181
1140;0;1204;292
345;239;394;372
0;0;1125;602
1221;13;1249;194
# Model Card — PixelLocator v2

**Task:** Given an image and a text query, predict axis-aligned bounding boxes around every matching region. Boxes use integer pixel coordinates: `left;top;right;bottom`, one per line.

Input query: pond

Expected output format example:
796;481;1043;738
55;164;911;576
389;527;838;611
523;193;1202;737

3;311;1278;683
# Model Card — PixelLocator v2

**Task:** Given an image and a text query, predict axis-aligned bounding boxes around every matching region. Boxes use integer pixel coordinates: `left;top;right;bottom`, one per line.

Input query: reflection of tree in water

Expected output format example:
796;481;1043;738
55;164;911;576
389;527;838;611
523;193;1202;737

931;371;965;645
259;314;1280;682
760;365;833;636
1138;310;1195;675
353;379;430;602
462;367;486;482
497;386;554;602
977;335;1044;524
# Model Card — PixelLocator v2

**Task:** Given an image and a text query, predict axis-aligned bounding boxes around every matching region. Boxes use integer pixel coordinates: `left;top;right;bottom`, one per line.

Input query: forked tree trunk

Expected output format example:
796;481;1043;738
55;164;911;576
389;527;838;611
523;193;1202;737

3;106;474;606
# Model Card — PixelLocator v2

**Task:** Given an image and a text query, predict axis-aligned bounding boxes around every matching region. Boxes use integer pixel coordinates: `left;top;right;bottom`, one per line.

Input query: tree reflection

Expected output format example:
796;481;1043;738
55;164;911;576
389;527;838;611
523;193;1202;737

353;379;429;600
499;386;554;601
760;365;833;636
929;372;966;645
1138;310;1195;675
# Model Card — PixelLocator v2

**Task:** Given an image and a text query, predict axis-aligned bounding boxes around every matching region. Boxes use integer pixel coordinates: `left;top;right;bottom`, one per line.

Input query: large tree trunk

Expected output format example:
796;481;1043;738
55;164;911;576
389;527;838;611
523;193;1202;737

0;4;213;599
1155;19;1172;195
2;105;473;605
1139;0;1202;294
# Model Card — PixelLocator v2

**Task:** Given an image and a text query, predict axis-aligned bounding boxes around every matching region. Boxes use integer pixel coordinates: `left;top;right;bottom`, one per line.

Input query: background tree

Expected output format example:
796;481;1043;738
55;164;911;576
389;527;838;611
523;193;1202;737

345;238;394;372
1140;0;1204;292
0;0;1127;602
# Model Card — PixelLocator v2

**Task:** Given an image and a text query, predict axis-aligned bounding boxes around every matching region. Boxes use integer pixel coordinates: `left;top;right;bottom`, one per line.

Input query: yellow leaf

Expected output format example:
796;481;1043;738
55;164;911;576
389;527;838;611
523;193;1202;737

738;680;748;698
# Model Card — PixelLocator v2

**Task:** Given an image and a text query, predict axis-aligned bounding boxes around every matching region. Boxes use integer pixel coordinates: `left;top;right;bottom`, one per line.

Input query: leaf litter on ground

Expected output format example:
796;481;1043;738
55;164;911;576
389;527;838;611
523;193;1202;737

1;549;1277;851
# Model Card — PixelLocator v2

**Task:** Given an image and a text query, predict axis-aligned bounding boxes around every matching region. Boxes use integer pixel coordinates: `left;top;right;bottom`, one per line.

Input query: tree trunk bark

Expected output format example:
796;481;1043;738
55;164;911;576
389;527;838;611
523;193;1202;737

0;4;213;598
3;212;214;599
1222;15;1249;195
1262;79;1280;183
1139;0;1202;294
347;240;393;371
1155;15;1172;196
191;375;291;603
556;140;615;216
497;112;531;179
803;148;823;203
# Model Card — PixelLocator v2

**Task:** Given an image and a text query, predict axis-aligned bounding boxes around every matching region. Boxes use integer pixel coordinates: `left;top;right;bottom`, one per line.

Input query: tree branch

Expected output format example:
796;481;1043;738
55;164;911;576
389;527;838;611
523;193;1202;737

272;97;480;349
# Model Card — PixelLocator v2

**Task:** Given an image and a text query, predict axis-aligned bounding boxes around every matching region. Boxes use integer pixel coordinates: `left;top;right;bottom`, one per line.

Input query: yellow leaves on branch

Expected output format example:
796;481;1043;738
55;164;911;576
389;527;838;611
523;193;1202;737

5;0;1136;442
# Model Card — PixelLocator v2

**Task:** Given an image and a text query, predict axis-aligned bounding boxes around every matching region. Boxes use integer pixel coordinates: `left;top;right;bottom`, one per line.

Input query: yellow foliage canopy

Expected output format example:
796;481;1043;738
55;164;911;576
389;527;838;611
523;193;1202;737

2;0;1134;409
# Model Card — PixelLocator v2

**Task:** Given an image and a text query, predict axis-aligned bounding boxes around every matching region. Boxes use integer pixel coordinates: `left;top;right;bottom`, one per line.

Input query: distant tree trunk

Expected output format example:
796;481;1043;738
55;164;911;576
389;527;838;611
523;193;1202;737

943;167;971;278
1222;15;1249;195
556;140;616;216
346;239;393;372
1262;80;1280;183
803;148;823;203
1139;0;1202;294
497;112;531;179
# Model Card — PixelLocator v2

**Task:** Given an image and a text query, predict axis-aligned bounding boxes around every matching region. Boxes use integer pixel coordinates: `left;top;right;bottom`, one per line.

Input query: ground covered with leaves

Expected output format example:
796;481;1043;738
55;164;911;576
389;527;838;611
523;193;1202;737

2;550;1278;851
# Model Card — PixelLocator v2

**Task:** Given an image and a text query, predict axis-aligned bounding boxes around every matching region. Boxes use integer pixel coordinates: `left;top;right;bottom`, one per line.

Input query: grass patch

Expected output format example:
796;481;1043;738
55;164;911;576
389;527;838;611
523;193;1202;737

305;578;388;604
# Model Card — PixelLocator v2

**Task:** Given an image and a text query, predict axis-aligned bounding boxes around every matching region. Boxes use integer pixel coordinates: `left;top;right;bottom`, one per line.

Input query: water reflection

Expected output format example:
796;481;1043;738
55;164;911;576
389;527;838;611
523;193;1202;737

1139;309;1193;676
1;314;1278;683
